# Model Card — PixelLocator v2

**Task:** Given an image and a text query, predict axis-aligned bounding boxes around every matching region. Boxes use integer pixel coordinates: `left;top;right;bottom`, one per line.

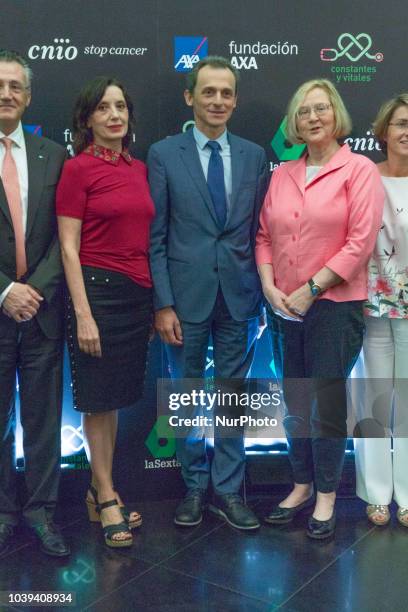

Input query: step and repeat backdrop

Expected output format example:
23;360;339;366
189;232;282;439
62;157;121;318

1;0;405;497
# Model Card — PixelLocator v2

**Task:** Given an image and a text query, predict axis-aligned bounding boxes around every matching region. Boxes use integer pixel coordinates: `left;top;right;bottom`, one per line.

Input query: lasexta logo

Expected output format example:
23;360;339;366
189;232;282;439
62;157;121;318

174;36;208;72
145;416;175;459
271;117;305;161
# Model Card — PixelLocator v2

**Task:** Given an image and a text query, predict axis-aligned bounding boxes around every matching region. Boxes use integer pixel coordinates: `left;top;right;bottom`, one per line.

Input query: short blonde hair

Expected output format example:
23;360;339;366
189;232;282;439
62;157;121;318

286;78;352;144
373;93;408;153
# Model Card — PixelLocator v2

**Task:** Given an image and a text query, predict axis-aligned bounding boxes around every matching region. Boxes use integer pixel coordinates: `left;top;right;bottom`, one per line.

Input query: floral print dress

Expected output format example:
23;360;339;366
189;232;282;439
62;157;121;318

365;177;408;319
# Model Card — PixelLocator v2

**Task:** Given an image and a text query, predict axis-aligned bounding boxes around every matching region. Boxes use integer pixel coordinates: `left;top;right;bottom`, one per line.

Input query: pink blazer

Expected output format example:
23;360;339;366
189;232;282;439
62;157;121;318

255;144;385;302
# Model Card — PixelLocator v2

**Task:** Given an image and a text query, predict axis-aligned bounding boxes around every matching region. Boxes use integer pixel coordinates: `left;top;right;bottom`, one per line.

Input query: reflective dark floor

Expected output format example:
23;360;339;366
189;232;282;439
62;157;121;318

1;496;407;611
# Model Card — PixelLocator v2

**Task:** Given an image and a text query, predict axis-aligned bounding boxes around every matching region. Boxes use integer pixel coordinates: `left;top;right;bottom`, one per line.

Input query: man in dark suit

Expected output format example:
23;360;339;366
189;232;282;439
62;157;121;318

148;56;269;530
0;49;69;556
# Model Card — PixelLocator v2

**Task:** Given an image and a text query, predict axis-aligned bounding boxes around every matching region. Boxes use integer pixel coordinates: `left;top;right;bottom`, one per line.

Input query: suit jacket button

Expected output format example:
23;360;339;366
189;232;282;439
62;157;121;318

214;266;218;272
8;236;15;242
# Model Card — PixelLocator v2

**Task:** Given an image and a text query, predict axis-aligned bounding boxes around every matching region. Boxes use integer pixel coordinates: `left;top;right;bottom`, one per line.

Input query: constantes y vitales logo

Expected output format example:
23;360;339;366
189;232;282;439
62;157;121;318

321;32;383;84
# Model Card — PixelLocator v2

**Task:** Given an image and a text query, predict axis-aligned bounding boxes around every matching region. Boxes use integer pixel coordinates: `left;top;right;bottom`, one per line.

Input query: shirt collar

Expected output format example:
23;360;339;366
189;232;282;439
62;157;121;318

83;143;132;165
0;122;25;148
193;126;228;151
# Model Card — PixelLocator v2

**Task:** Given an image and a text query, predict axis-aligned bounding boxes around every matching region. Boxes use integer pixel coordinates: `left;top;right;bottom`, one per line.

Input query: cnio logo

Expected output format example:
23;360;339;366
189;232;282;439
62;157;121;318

28;38;78;61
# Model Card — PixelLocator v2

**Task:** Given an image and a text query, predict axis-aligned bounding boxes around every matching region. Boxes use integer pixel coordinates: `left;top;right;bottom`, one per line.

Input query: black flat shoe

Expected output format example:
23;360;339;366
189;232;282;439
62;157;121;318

264;496;315;524
307;511;336;540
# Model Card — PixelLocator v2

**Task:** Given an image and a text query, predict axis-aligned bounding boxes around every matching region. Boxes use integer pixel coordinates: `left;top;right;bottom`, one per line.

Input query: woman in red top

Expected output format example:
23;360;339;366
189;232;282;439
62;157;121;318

57;77;155;548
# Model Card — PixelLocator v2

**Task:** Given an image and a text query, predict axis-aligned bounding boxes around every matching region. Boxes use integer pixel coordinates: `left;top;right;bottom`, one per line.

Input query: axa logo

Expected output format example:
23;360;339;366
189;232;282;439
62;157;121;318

174;36;208;72
271;117;305;161
28;38;78;61
230;56;258;70
23;124;42;136
320;33;383;63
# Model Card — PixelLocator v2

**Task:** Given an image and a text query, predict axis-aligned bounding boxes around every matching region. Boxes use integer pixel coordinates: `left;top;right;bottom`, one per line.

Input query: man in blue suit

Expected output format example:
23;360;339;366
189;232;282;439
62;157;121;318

148;56;268;530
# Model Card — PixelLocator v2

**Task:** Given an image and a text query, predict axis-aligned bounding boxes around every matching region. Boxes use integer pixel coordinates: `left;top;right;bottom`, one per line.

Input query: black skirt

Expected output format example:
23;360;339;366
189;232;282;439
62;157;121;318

67;266;152;413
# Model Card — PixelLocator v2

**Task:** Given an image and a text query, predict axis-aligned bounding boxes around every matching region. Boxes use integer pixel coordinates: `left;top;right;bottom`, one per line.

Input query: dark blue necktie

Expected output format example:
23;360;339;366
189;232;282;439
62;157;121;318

206;140;227;228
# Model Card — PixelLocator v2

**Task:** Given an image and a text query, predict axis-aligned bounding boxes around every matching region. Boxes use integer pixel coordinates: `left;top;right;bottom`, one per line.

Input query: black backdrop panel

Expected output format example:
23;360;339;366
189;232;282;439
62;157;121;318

1;0;406;498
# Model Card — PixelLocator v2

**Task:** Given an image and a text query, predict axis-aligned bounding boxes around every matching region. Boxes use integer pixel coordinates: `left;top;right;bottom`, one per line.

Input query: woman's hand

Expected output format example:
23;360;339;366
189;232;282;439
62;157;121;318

76;314;102;357
263;285;301;321
283;284;315;318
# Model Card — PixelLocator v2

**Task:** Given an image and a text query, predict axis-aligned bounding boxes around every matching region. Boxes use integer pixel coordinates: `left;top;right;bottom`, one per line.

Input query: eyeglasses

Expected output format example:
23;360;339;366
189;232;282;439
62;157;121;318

0;81;30;94
297;103;332;119
388;120;408;130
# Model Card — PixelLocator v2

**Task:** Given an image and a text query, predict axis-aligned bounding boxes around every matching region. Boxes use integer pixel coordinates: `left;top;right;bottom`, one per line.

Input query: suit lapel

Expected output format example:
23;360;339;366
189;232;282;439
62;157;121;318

179;130;219;225
24;131;47;240
228;134;244;225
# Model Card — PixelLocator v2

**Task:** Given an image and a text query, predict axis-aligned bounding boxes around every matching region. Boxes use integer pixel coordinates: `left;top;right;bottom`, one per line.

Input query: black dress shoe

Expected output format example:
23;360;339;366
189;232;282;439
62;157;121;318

209;494;260;530
264;496;314;524
174;489;206;526
31;522;70;557
0;523;14;556
307;511;336;540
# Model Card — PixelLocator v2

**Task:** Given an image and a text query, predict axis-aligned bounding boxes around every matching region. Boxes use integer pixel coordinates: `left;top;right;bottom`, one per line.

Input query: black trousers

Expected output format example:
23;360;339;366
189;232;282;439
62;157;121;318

0;315;63;526
268;299;364;493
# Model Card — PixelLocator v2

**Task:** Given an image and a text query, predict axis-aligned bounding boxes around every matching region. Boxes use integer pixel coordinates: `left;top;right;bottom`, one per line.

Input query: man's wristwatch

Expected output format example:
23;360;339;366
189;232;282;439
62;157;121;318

308;278;323;297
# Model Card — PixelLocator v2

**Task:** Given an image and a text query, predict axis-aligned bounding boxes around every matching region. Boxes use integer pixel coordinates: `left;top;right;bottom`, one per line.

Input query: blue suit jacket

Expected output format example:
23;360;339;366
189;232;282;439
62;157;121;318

147;128;269;323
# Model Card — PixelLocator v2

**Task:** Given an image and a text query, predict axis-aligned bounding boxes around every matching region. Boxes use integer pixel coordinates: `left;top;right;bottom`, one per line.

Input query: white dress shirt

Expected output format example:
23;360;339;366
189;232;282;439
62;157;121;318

0;121;28;304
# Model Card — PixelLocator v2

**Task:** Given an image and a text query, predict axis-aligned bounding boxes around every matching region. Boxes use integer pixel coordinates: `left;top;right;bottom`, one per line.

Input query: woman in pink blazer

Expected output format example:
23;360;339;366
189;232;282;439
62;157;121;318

256;79;384;539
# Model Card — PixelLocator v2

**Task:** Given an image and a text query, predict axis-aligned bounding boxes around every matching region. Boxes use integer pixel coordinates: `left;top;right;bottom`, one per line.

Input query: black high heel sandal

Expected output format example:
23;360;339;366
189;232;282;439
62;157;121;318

116;493;142;529
86;485;142;529
96;499;133;548
85;484;100;522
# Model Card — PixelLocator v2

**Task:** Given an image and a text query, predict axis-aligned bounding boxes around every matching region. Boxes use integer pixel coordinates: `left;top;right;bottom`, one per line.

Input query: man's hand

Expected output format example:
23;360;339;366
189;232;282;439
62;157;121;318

154;306;183;346
3;283;43;322
76;314;102;357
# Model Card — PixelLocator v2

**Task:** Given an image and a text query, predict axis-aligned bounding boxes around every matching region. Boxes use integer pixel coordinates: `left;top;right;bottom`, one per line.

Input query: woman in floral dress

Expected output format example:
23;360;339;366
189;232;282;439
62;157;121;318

354;93;408;527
